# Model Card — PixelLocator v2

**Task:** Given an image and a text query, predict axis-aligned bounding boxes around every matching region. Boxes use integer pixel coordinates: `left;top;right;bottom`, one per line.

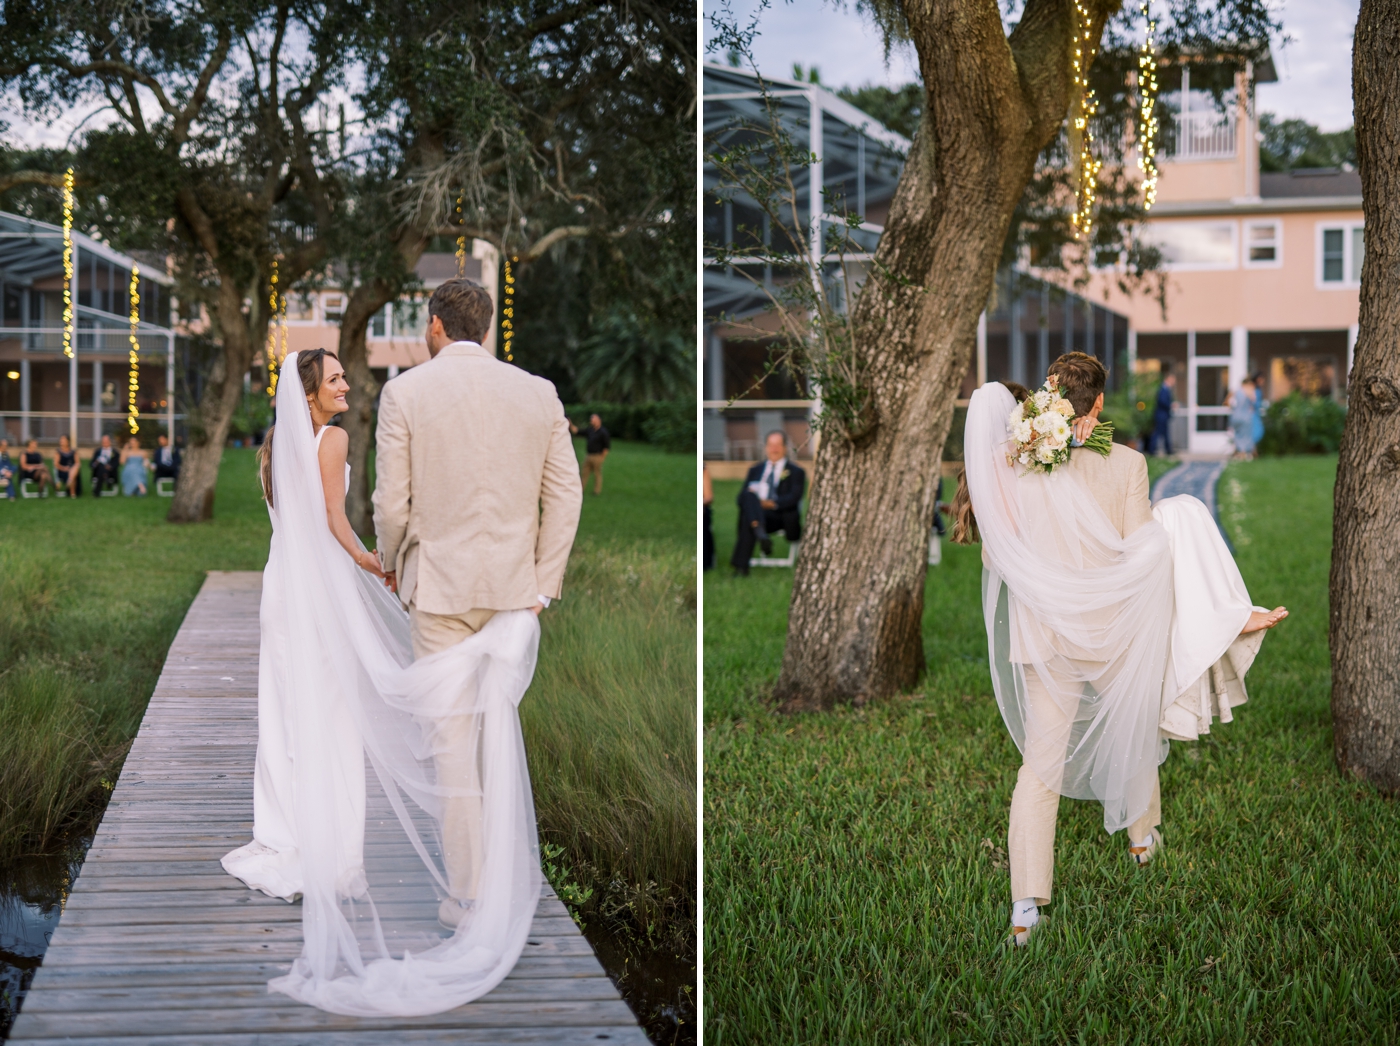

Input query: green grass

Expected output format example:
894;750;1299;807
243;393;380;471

0;441;696;940
703;456;1400;1044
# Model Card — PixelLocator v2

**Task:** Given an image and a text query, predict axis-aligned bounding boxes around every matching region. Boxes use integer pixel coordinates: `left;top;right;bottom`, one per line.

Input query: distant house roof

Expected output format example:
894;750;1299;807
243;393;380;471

415;252;482;285
1260;168;1362;199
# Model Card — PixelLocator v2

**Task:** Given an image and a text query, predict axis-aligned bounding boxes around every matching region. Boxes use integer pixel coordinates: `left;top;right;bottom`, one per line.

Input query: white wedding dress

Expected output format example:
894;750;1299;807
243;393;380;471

222;352;543;1016
965;383;1268;833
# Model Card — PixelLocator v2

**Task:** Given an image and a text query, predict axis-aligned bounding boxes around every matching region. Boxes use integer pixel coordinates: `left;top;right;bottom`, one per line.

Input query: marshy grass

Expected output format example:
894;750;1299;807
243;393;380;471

703;457;1400;1043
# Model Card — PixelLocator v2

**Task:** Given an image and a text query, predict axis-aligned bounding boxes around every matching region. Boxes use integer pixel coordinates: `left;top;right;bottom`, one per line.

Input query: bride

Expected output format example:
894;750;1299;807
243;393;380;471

954;357;1286;946
222;349;543;1015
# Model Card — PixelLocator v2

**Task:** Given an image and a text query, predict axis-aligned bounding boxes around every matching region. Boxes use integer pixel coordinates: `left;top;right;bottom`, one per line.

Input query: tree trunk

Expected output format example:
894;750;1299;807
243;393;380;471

773;0;1099;709
338;282;390;538
1329;0;1400;790
166;279;260;523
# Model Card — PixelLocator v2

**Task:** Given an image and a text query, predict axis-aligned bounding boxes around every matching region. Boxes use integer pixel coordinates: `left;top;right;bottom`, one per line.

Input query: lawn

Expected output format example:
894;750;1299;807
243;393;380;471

703;456;1400;1044
0;438;696;936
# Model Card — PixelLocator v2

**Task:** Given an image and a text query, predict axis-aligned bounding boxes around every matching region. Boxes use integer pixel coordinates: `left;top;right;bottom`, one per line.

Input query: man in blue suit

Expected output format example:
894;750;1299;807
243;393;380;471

730;430;806;575
1148;368;1176;456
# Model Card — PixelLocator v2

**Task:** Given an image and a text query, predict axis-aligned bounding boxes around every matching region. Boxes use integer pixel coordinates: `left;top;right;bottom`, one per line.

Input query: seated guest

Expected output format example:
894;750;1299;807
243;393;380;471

0;439;15;500
730;430;806;576
703;462;715;572
120;435;149;496
19;439;50;494
90;434;119;495
153;433;180;480
54;434;81;497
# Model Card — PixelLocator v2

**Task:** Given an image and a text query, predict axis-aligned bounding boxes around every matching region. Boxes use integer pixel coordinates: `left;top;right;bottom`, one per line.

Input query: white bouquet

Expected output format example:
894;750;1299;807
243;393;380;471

1006;379;1114;474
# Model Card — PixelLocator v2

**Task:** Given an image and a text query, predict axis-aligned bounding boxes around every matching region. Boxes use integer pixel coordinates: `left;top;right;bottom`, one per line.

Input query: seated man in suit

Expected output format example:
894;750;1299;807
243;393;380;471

90;434;119;495
730;430;806;575
153;433;181;480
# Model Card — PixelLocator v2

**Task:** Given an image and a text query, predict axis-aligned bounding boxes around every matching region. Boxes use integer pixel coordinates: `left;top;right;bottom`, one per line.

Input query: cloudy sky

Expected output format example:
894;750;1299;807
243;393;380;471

704;0;1359;132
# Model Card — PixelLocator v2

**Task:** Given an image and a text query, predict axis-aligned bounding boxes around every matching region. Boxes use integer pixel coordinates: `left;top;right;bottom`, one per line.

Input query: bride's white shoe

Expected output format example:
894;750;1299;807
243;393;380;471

438;897;477;930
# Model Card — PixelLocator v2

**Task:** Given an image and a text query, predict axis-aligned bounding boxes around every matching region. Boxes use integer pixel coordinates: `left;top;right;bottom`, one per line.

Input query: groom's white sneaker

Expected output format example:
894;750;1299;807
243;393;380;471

1008;897;1040;947
1129;829;1160;866
438;897;476;930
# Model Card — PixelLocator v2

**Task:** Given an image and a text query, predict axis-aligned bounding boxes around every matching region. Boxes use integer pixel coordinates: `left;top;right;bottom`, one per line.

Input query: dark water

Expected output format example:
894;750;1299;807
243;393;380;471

585;920;696;1046
0;834;691;1044
0;837;89;1040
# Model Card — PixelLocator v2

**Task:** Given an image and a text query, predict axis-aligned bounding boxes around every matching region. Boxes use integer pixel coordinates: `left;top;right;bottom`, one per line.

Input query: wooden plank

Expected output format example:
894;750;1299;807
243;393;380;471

8;571;639;1045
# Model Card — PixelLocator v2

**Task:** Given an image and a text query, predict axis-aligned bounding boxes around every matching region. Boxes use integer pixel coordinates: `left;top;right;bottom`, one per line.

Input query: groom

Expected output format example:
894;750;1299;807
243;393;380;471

1007;352;1161;943
373;277;582;928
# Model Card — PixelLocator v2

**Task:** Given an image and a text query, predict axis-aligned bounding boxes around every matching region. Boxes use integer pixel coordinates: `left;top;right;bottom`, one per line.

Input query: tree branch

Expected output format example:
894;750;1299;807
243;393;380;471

171;24;233;147
0;170;65;193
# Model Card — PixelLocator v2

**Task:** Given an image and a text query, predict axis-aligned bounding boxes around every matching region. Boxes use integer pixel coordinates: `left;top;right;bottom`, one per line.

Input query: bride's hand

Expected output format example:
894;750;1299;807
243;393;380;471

355;549;386;578
1072;416;1100;444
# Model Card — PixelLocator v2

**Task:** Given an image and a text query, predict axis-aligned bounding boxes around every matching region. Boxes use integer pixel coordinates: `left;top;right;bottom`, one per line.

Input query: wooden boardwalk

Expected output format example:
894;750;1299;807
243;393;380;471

9;571;647;1045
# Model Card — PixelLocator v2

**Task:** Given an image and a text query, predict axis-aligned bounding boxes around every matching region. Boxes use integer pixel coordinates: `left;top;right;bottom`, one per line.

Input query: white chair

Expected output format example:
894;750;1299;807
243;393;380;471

156;476;175;497
750;540;799;568
928;532;942;566
20;478;45;498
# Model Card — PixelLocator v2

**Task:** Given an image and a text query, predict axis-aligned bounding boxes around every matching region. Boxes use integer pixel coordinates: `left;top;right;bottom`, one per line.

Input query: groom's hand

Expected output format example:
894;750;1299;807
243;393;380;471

1072;416;1100;444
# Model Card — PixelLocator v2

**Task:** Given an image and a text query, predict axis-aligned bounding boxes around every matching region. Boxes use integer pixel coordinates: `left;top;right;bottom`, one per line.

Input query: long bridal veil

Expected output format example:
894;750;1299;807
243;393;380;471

965;383;1266;833
240;351;542;1016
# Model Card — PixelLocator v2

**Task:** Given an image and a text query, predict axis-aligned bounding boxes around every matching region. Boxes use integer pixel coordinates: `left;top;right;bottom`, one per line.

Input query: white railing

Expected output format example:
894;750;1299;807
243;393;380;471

1165;110;1237;161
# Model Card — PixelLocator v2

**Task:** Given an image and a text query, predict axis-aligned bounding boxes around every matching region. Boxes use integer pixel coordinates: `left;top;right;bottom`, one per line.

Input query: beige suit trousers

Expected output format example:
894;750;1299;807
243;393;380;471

1008;664;1162;905
410;604;497;901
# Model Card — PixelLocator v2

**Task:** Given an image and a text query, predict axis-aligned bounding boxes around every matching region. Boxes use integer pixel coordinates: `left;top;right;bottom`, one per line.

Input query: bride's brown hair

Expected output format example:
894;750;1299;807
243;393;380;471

949;381;1030;545
258;348;340;507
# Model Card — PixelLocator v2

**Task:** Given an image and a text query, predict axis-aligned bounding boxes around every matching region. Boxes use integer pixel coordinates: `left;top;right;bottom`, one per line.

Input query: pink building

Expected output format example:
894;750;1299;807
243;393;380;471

1061;58;1359;453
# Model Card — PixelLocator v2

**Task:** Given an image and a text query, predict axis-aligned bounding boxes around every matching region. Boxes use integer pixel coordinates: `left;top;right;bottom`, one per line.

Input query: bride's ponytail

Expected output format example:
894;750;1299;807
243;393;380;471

258;348;340;508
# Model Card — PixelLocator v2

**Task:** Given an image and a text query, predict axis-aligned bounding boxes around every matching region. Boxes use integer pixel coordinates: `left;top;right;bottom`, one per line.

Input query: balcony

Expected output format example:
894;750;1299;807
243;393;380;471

1163;109;1237;162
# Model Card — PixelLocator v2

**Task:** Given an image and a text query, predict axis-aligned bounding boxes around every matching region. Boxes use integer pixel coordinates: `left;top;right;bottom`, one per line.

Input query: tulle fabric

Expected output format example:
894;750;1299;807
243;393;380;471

222;351;542;1016
967;382;1175;833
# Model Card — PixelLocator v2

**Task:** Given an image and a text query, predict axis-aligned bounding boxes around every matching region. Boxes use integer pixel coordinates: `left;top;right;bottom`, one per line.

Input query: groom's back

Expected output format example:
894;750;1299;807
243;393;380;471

1064;442;1153;538
373;342;582;615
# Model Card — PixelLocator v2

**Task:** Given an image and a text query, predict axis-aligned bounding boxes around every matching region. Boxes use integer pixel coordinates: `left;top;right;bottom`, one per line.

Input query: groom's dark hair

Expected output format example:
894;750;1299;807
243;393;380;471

1047;352;1107;417
428;278;495;344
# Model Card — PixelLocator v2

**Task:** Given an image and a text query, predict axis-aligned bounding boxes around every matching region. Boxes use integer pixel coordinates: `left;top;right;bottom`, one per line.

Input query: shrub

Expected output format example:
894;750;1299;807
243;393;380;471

1258;393;1346;455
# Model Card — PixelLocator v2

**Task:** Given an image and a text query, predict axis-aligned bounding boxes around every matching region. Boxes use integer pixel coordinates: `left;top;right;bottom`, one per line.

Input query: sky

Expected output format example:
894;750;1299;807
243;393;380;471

704;0;1360;132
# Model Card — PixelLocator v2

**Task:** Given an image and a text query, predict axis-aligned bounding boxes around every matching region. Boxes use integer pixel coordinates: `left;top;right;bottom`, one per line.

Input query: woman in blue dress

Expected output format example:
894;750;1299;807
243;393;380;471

1228;377;1258;460
120;435;149;495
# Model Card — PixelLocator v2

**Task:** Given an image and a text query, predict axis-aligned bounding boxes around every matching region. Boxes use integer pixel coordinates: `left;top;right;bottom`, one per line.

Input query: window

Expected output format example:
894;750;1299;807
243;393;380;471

285;293;316;322
322;293;346;325
1244;221;1281;267
1318;221;1364;287
1139;220;1237;270
370;304;388;338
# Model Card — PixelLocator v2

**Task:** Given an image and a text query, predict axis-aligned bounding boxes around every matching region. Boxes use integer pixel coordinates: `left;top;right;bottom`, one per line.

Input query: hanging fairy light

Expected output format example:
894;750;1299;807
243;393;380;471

128;266;141;434
266;258;282;396
1137;1;1161;209
62;167;75;358
501;256;515;362
455;193;467;277
1069;0;1103;241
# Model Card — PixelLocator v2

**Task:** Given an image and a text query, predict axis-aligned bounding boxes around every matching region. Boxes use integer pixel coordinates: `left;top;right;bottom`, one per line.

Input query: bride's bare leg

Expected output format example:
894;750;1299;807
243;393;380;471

1242;607;1288;634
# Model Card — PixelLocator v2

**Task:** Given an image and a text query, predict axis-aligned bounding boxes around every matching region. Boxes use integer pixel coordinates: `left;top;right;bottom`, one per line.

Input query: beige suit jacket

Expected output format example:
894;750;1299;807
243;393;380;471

1061;441;1153;539
372;341;583;614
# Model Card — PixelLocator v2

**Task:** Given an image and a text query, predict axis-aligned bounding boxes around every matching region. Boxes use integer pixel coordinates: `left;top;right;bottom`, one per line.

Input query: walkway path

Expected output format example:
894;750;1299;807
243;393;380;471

1150;458;1233;549
9;571;645;1045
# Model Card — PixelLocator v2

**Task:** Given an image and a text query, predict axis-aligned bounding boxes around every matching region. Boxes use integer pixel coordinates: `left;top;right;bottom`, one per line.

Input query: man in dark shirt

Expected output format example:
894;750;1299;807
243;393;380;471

574;413;611;495
730;430;806;575
1148;369;1176;456
90;434;119;495
153;433;181;480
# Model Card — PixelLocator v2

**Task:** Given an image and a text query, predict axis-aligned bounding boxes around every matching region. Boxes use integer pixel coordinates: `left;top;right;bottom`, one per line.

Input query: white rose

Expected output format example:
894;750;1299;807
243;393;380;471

1032;413;1057;435
1035;443;1056;463
1013;419;1033;443
1019;452;1032;466
1051;397;1075;417
1033;389;1052;410
1008;405;1025;428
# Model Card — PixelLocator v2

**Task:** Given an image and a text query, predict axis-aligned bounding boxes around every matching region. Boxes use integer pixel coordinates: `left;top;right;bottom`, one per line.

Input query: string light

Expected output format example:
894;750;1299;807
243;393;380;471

1069;0;1103;241
266;258;282;396
455;193;467;277
61;168;74;358
128;266;141;434
1137;1;1161;209
501;256;515;362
